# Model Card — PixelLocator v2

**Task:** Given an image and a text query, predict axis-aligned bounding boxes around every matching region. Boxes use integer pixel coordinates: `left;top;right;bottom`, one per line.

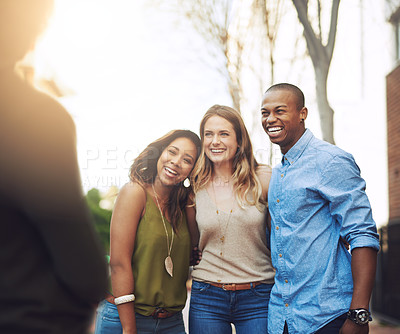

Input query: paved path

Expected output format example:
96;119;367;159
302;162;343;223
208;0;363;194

370;318;400;334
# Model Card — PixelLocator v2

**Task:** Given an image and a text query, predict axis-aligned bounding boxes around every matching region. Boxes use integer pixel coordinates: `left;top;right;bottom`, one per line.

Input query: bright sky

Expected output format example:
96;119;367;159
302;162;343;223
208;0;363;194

33;0;392;227
33;0;232;189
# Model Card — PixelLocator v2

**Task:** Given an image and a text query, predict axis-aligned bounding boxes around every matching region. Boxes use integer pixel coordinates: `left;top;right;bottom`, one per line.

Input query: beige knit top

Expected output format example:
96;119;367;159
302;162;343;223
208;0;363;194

191;188;275;284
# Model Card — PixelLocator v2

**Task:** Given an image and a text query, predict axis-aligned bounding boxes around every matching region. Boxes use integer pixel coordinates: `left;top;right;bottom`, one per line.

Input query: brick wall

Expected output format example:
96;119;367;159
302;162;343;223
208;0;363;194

387;64;400;222
373;65;400;322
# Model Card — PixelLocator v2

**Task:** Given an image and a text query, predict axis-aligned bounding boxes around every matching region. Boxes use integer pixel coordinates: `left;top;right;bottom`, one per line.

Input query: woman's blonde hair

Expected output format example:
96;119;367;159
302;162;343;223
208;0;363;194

192;105;264;209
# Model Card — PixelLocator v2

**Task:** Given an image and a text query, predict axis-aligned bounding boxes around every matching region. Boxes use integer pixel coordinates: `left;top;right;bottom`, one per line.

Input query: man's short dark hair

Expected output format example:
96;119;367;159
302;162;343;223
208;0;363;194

265;83;305;111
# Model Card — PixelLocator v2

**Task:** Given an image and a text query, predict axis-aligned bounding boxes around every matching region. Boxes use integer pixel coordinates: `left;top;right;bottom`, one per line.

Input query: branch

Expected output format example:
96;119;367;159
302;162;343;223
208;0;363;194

326;0;340;60
317;0;322;41
292;0;322;63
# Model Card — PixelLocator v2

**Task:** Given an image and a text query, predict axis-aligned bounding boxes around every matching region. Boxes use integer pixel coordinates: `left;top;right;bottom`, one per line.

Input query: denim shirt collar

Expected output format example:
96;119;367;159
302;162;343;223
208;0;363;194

281;128;313;166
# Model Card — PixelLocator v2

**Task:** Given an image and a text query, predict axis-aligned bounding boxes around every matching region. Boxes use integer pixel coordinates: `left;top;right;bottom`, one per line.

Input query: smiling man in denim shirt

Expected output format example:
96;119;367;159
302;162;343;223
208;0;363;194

261;83;379;334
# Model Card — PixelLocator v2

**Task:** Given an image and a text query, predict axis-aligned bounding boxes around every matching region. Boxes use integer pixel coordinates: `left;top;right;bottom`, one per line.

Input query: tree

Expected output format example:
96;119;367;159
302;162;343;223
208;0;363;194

174;0;244;112
250;0;284;164
292;0;340;144
151;0;252;113
251;0;284;86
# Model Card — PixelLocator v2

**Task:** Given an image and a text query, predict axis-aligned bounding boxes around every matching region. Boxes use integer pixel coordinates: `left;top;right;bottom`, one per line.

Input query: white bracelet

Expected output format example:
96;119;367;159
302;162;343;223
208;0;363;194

114;294;135;305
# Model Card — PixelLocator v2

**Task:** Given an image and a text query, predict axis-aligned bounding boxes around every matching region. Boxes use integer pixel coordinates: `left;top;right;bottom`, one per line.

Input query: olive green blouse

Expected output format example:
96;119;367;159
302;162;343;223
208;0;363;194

132;192;191;316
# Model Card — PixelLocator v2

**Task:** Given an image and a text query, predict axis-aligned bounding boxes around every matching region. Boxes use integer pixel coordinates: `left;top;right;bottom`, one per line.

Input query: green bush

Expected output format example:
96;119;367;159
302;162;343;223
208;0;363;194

86;188;112;255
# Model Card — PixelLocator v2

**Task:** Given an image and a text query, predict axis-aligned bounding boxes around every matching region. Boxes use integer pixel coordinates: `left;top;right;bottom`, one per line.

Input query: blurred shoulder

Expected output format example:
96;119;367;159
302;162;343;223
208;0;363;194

32;86;75;131
10;74;75;132
256;164;272;178
256;164;272;201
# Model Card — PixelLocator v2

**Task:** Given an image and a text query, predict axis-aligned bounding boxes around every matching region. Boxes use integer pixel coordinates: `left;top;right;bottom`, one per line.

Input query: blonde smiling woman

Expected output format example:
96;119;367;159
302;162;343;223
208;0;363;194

187;105;275;334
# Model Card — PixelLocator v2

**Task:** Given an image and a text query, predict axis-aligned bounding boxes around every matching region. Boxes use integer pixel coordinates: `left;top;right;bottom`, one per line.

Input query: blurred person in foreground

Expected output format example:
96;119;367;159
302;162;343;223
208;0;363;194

0;1;108;333
261;83;379;334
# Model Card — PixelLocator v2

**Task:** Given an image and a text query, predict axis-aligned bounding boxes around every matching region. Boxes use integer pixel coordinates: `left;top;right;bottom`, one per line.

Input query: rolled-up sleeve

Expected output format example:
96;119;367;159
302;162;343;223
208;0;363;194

318;153;380;252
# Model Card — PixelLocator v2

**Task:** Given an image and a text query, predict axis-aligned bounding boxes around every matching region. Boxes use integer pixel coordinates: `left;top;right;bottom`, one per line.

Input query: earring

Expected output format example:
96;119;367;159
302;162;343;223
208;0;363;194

183;178;191;188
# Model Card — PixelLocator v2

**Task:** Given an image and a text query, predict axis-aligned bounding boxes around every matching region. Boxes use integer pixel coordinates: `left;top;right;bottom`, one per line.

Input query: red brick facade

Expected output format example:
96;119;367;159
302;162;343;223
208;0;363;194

387;64;400;223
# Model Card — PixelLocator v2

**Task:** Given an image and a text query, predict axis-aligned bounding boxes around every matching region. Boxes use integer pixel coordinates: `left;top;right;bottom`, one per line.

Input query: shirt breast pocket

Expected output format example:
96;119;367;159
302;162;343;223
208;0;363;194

282;187;322;223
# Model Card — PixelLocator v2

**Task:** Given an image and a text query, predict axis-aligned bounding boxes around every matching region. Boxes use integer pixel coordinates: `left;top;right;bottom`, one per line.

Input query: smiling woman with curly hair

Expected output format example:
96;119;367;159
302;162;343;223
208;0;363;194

94;130;201;334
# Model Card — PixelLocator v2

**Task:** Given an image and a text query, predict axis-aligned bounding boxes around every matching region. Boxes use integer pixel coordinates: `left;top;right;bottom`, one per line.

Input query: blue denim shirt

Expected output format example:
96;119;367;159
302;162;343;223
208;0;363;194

268;129;379;334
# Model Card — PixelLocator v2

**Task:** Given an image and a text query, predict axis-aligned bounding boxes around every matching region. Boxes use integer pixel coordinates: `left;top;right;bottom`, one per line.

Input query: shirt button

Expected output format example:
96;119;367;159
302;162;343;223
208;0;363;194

285;303;289;307
276;226;279;230
277;199;280;203
279;254;282;257
285;279;288;283
280;174;284;177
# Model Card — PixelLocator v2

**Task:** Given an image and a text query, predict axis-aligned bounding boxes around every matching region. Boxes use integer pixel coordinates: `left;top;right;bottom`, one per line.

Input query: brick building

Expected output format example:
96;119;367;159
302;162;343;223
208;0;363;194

387;1;400;225
372;2;400;323
387;65;400;224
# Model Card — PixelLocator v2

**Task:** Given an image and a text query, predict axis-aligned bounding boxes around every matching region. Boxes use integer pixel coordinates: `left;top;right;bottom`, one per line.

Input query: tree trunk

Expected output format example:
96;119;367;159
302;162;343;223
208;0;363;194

292;0;340;145
314;65;335;144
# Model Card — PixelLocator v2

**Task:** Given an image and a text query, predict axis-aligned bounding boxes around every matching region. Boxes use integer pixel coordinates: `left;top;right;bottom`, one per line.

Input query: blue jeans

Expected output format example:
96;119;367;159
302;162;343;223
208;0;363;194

95;300;186;334
189;280;273;334
95;300;122;334
315;314;347;334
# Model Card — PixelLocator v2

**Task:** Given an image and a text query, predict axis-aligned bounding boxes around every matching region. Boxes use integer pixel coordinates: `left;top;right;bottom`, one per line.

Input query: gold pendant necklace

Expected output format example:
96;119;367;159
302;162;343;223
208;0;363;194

211;180;234;257
152;184;174;277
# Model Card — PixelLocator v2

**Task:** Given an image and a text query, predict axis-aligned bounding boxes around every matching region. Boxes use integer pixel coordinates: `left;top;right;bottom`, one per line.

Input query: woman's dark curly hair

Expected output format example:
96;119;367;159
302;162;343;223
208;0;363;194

129;129;201;232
